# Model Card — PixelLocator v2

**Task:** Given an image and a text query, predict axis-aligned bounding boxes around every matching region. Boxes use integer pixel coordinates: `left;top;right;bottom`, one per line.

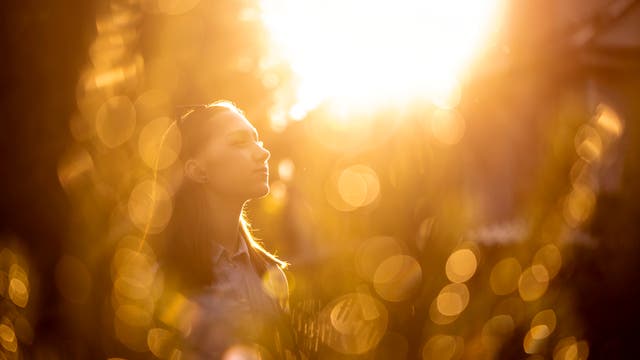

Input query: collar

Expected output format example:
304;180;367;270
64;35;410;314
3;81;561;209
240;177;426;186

212;234;250;264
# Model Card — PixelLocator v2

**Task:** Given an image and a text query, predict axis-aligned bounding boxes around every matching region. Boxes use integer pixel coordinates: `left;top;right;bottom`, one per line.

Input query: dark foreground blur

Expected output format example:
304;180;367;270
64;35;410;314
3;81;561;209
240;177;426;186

1;0;640;359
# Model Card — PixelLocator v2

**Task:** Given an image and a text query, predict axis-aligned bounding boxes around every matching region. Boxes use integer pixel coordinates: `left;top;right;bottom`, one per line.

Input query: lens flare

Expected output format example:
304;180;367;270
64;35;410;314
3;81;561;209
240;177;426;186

260;0;504;112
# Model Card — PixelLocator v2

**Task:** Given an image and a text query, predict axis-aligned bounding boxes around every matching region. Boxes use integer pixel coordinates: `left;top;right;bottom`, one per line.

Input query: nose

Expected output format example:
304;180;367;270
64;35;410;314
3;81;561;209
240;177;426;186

254;143;270;162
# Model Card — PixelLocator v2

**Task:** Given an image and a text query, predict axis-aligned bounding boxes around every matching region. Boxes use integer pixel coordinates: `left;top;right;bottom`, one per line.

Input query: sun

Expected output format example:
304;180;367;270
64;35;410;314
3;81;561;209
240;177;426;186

259;0;505;117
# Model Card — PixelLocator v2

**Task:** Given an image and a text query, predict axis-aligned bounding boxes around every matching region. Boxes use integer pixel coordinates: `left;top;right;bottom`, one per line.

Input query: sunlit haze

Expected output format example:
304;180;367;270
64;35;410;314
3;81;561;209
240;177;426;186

260;0;504;115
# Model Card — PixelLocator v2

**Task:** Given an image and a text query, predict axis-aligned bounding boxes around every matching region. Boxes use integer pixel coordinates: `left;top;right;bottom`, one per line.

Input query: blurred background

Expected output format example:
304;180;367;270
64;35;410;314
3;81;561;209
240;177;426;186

1;0;640;358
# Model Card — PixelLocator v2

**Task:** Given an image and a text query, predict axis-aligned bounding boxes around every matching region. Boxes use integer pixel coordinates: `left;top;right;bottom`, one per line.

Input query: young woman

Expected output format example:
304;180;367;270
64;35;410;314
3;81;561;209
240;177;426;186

156;101;299;359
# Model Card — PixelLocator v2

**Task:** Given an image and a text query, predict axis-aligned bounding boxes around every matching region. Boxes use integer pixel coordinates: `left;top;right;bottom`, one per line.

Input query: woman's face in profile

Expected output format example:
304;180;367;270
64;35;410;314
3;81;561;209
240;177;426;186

191;110;271;201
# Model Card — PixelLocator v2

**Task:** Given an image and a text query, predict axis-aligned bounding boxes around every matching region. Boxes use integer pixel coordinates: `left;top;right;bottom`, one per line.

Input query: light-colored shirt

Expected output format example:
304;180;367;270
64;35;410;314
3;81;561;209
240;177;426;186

184;237;295;359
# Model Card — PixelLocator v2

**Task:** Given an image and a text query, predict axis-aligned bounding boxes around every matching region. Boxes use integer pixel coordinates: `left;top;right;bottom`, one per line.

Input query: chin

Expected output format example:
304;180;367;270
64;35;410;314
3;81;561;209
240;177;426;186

249;184;270;199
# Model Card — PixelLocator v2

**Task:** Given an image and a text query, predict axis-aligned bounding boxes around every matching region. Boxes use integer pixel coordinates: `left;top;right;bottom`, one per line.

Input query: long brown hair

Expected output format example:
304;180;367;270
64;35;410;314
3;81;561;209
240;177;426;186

152;101;286;290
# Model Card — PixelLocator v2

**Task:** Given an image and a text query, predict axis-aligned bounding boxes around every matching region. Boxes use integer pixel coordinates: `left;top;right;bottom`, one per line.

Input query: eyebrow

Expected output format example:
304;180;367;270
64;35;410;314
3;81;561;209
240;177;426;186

226;128;259;142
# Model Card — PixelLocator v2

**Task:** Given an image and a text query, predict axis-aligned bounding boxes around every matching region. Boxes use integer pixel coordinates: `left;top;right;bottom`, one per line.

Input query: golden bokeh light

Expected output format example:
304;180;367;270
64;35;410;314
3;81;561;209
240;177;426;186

114;312;150;352
112;250;157;301
260;0;503;110
288;102;310;121
268;107;288;133
553;337;589;360
135;89;172;124
373;255;422;302
493;296;527;325
337;165;380;208
429;297;459;325
277;158;295;182
222;344;262;360
533;245;562;279
523;327;547;354
430;109;466;145
9;264;29;308
116;304;153;328
81;55;143;93
89;32;136;69
0;321;17;353
563;184;596;228
261;266;289;301
304;103;396;153
138;117;182;170
574;125;603;163
147;327;177;359
55;255;93;304
445;248;477;283
325;170;356;212
436;283;470;317
157;292;199;336
157;0;202;15
95;96;137;148
594;103;623;138
531;309;557;337
12;315;33;345
481;314;514;350
570;160;594;188
431;81;462;110
490;257;522;295
57;147;94;192
320;293;388;355
355;236;405;282
128;180;173;234
422;334;464;360
518;265;549;302
263;180;288;215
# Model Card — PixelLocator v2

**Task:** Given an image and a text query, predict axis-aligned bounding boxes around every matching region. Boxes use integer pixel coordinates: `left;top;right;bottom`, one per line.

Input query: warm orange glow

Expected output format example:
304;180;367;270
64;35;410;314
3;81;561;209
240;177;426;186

523;327;546;354
518;265;549;302
553;337;590;360
0;322;17;352
533;245;562;279
430;109;466;145
138;117;182;170
277;158;295;182
574;125;603;163
436;283;470;316
147;327;176;359
445;248;477;283
490;257;522;295
95;96;137;148
563;184;596;227
373;255;422;302
57;147;95;192
337;165;380;208
321;293;388;354
422;334;464;360
261;266;289;301
481;315;514;350
8;265;29;308
429;298;459;325
594;103;623;138
326;164;381;211
128;180;173;233
531;309;557;337
355;236;405;282
260;0;505;116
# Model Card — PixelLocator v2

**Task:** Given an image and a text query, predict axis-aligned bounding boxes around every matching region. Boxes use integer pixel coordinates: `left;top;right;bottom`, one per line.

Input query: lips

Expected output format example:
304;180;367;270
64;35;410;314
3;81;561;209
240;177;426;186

253;167;269;175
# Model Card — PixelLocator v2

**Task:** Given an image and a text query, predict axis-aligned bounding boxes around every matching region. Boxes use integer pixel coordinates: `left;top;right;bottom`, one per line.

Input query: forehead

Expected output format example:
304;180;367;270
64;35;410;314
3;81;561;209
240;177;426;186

209;110;257;135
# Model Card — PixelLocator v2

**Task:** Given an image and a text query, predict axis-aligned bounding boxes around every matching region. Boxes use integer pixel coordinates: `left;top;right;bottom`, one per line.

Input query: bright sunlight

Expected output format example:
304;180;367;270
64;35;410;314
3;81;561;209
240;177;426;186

260;0;505;116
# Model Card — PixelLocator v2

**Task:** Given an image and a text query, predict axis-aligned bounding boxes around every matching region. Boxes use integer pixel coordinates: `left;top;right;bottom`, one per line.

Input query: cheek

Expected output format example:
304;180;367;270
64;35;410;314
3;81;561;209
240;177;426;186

201;149;251;185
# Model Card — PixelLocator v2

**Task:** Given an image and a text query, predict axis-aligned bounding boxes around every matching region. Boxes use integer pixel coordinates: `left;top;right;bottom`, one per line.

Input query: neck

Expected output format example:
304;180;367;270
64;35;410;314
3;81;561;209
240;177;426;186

203;189;246;254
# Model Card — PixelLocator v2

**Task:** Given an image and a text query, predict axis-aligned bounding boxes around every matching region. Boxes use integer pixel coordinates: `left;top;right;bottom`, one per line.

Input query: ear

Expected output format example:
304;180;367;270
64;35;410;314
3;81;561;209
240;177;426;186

184;159;208;183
